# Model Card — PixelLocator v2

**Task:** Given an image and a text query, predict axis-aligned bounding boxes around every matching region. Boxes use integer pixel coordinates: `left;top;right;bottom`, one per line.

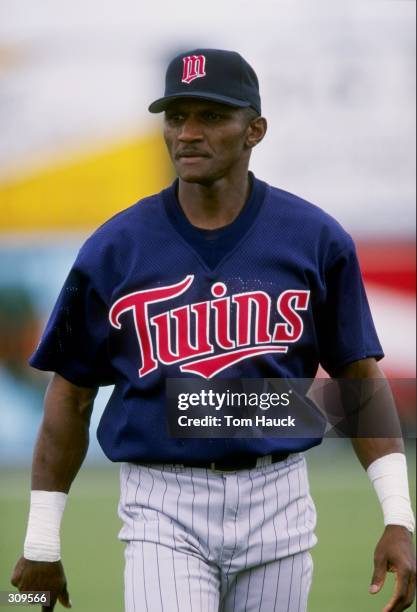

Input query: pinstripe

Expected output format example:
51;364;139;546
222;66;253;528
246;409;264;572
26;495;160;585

285;469;291;555
143;467;154;541
298;554;305;612
190;468;196;532
277;557;286;612
198;558;202;612
295;467;304;612
228;472;240;573
160;467;170;551
232;576;237;611
171;548;180;612
141;541;149;611
211;566;216;612
171;471;181;606
256;471;268;611
131;470;137;612
124;464;132;520
122;466;136;612
232;573;239;612
190;468;204;612
175;465;194;606
286;555;295;612
220;474;226;563
154;541;164;611
299;461;307;552
302;463;308;546
273;467;280;560
146;466;155;508
120;457;316;612
273;544;281;609
125;544;133;612
206;469;211;549
177;469;195;611
298;554;305;611
161;467;168;514
132;546;137;612
175;470;181;521
186;554;193;612
218;473;228;608
299;552;312;612
206;469;211;612
229;474;245;611
243;568;253;610
206;470;213;610
285;467;295;611
134;465;145;522
260;472;267;563
295;467;302;553
244;470;254;568
258;565;267;611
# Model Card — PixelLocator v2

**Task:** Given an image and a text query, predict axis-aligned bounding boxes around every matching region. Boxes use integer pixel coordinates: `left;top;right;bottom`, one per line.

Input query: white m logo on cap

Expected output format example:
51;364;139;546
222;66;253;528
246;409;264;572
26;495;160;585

181;55;206;84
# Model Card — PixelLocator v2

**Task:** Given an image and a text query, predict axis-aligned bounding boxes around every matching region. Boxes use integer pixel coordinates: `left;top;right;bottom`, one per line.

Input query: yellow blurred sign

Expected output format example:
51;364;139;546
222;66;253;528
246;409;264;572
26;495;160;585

0;132;171;232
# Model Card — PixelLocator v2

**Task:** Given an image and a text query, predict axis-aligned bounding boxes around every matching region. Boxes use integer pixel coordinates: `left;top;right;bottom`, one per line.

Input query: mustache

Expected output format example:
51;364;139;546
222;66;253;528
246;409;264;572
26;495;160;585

175;149;210;159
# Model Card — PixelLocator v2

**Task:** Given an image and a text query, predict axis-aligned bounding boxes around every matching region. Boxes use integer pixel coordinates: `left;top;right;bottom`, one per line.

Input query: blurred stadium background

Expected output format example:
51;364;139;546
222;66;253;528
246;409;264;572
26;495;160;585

0;1;415;610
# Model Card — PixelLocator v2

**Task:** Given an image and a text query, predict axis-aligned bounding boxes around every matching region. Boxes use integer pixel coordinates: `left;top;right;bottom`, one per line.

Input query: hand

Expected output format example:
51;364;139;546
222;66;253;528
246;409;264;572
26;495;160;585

370;525;416;611
11;557;71;611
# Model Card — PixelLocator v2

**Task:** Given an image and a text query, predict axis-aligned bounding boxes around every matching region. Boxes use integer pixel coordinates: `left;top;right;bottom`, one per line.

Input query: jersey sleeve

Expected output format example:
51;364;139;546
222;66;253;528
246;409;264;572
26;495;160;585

29;257;115;388
315;239;384;376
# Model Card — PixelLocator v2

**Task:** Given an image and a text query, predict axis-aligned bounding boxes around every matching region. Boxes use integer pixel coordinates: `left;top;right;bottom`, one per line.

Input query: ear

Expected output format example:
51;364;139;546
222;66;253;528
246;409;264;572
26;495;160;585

245;116;267;149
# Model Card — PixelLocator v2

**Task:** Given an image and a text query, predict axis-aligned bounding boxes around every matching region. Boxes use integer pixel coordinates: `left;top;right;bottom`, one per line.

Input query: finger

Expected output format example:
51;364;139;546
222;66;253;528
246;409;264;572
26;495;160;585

58;584;72;608
370;557;387;594
42;593;57;612
382;570;410;612
10;573;20;588
10;559;24;588
404;568;417;608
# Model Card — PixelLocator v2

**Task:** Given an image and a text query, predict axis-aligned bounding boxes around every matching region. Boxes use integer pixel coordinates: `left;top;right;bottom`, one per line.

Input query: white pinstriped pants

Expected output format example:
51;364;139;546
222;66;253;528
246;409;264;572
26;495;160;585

118;453;317;612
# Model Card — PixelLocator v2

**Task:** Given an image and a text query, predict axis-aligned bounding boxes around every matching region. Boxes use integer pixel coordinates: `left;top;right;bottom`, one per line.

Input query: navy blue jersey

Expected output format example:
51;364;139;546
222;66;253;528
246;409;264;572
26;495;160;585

30;174;384;462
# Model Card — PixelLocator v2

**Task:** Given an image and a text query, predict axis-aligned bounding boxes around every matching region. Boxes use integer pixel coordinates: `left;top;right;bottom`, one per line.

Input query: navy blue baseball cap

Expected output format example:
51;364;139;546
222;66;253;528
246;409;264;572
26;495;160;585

148;48;261;114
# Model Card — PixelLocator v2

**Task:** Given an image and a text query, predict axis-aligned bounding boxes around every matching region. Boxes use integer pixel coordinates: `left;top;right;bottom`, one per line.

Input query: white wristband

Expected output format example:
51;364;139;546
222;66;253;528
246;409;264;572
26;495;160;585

23;491;67;562
367;453;415;534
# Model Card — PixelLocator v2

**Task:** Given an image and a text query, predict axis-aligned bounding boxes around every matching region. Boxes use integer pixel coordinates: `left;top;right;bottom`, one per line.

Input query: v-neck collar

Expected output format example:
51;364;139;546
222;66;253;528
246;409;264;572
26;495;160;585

161;172;268;270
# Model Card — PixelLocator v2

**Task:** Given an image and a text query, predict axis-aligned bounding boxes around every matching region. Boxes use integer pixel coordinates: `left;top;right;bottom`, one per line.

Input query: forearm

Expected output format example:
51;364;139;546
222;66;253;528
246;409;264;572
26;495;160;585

22;374;98;563
335;357;404;468
351;437;404;470
335;358;414;536
31;373;97;492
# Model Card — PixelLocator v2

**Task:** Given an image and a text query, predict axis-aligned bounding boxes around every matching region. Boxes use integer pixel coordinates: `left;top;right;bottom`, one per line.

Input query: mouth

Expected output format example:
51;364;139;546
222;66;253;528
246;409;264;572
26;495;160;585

176;151;210;161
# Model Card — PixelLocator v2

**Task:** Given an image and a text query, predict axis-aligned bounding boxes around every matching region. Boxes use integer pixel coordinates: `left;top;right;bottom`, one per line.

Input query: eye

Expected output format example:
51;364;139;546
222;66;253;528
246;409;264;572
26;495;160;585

165;112;185;124
202;111;223;122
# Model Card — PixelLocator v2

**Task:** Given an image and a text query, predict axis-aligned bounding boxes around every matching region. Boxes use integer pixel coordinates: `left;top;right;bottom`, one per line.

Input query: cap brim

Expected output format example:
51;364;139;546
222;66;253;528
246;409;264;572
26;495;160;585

148;92;251;113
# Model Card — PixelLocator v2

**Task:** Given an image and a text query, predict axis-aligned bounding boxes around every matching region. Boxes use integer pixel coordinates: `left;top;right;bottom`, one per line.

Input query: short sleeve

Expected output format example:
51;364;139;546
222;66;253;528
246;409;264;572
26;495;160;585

29;262;115;388
315;240;384;376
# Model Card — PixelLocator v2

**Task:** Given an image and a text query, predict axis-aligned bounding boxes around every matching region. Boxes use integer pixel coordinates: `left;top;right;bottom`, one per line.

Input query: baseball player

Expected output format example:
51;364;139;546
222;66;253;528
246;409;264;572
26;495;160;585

11;49;415;611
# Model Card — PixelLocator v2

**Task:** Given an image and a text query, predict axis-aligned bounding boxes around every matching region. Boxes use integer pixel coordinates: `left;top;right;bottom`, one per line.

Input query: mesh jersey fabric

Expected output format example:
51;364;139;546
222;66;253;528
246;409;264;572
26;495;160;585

30;175;384;463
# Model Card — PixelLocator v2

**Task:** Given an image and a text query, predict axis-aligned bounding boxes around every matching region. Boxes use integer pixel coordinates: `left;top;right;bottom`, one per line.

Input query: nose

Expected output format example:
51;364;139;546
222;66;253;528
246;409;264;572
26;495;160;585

177;117;204;142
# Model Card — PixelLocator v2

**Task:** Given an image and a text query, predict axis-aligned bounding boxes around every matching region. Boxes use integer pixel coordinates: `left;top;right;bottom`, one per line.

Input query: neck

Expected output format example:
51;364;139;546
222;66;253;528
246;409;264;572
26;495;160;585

177;167;251;230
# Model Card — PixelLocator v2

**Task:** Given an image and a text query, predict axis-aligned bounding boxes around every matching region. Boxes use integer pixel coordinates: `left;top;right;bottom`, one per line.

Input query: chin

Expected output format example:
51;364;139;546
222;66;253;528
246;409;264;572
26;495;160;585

180;173;209;184
176;168;214;184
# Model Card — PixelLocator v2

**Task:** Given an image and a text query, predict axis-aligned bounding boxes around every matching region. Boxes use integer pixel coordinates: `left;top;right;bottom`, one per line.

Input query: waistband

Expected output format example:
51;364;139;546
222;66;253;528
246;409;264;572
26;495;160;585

135;452;290;473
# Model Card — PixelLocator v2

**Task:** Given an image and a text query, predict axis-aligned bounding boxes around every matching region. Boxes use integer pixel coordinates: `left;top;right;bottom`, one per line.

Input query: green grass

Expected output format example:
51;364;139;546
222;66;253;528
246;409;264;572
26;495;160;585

308;441;416;612
1;442;415;611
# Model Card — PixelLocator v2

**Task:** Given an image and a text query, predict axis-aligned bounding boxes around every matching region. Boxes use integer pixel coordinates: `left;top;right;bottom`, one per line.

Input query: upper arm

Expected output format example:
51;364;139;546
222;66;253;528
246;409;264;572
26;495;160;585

44;373;99;422
333;357;385;379
30;262;115;388
314;240;384;376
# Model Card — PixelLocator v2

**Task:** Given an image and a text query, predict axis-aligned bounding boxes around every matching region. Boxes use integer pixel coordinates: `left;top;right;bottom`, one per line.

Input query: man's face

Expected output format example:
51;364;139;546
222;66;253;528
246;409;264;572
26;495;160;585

163;99;256;184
